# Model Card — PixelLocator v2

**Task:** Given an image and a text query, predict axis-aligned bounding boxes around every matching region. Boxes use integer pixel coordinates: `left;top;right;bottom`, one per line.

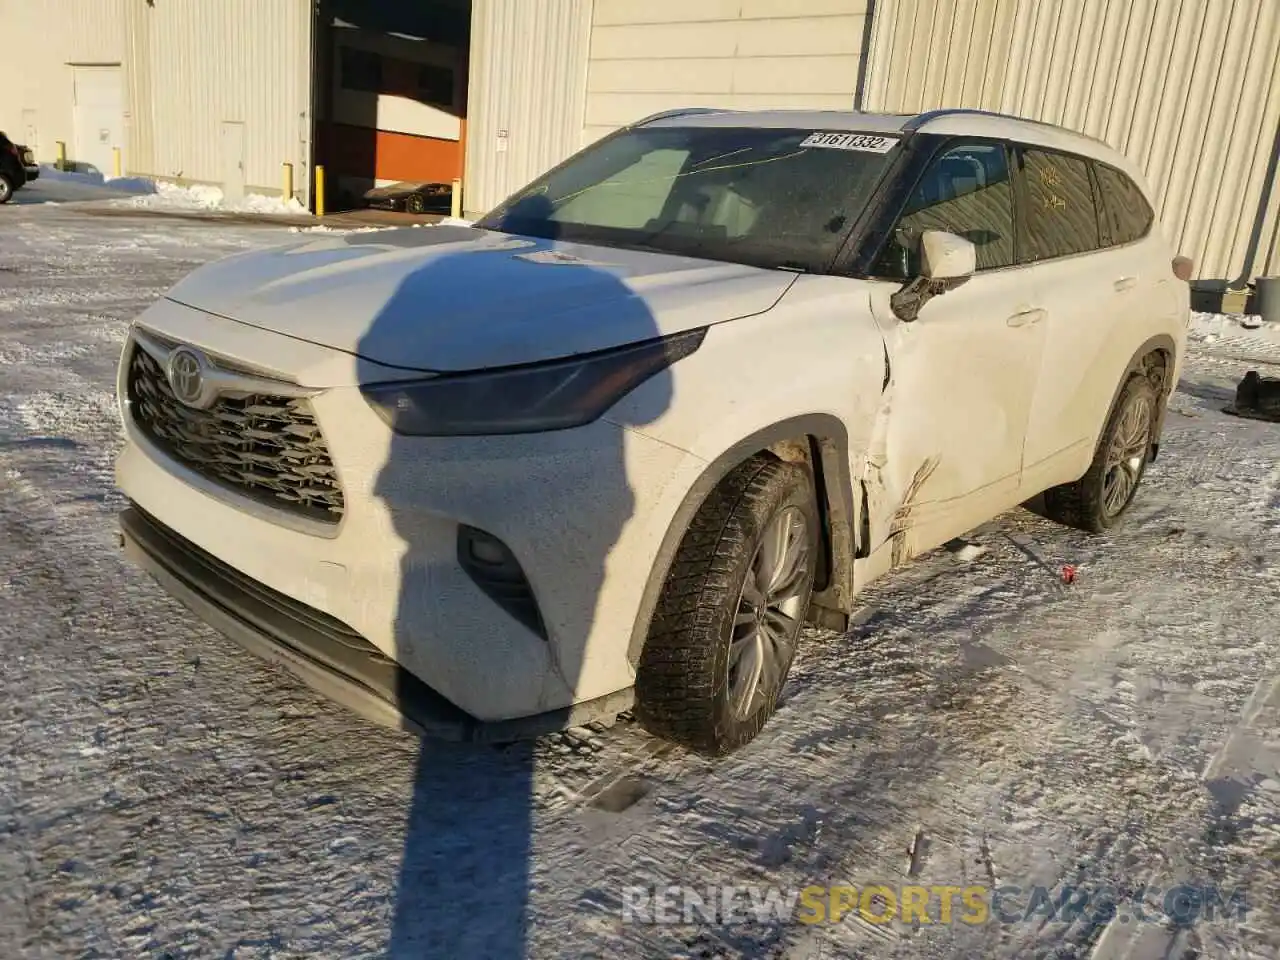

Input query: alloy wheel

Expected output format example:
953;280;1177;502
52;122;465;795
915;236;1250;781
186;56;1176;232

727;506;810;720
1102;393;1153;517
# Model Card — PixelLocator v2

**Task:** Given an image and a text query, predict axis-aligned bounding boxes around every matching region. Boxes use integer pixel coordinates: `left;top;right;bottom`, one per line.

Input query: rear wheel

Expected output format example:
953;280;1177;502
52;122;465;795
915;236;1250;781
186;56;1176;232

635;454;818;755
0;172;14;204
1042;373;1158;532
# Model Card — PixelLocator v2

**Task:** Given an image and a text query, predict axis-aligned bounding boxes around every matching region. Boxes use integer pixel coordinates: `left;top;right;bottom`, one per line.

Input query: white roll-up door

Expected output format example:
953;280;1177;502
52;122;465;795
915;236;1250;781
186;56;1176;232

72;64;124;176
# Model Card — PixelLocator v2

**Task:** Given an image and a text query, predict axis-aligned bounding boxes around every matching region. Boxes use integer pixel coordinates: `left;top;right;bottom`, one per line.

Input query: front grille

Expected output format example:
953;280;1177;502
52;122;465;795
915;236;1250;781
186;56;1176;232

126;344;345;524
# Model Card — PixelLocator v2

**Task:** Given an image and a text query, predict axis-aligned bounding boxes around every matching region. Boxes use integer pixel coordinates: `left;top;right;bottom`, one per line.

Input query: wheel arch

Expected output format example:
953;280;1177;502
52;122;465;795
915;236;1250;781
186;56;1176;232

1097;334;1177;463
0;163;19;200
625;414;858;667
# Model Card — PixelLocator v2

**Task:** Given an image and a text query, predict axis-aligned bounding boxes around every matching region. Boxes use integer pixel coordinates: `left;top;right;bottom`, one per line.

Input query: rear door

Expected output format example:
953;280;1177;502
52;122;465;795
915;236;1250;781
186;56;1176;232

1094;160;1186;336
1014;146;1121;493
864;139;1047;564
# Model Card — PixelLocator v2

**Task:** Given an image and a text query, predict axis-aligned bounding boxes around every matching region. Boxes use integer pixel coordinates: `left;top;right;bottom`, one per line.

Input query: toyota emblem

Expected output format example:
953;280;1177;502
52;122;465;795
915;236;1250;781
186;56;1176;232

167;348;206;407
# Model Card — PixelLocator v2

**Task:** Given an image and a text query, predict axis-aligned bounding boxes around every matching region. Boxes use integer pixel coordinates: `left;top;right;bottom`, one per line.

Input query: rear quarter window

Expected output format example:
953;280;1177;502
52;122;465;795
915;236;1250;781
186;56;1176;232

1093;164;1155;246
1018;149;1101;262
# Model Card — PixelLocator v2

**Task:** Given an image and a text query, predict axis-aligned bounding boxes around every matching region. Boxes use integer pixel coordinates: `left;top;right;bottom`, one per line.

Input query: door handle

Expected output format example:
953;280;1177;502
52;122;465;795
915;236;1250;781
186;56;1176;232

1114;276;1138;291
1006;308;1047;328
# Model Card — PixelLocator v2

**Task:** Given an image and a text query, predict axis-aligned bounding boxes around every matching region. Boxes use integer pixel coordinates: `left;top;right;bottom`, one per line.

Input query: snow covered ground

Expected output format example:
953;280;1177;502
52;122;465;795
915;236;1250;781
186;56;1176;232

0;202;1277;959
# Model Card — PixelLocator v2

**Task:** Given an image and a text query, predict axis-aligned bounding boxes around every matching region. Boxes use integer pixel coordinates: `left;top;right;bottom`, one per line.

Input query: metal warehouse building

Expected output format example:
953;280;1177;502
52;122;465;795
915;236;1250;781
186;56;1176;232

2;0;1277;297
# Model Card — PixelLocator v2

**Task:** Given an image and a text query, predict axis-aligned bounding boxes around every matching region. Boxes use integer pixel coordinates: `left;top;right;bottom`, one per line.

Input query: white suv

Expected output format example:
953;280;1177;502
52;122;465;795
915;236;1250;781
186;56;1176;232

115;108;1190;755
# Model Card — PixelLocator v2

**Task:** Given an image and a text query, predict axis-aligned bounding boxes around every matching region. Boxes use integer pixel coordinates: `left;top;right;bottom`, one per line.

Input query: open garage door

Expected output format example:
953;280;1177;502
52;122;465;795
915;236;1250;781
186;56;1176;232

314;0;472;213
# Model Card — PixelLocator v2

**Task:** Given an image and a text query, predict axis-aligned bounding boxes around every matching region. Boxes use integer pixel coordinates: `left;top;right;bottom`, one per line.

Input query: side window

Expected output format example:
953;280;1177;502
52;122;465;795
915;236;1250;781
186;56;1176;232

873;142;1016;278
1093;163;1154;246
1018;149;1100;262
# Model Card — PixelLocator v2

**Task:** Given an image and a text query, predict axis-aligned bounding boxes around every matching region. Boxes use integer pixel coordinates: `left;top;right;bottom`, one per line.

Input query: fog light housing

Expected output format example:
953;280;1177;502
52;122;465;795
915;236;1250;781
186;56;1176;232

457;525;547;640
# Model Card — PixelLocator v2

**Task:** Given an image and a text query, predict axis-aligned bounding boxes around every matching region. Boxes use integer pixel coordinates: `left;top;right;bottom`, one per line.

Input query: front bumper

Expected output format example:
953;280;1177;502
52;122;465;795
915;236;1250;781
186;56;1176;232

113;302;705;732
23;164;38;181
120;504;634;740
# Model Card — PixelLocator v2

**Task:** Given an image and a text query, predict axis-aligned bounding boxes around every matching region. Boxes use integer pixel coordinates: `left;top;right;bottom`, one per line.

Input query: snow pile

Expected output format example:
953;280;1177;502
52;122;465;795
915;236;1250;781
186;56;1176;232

288;218;474;235
288;224;387;234
31;165;305;215
28;164;472;222
112;181;307;216
1189;310;1277;343
36;164;157;195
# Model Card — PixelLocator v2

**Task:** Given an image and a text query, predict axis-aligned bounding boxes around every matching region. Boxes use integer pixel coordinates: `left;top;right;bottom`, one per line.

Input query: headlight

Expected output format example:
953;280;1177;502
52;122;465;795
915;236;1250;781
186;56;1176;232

360;327;706;436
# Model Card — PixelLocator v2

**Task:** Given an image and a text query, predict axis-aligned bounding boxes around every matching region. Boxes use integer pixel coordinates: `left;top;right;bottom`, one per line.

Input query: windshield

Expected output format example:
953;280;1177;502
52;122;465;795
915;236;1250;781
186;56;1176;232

476;126;900;272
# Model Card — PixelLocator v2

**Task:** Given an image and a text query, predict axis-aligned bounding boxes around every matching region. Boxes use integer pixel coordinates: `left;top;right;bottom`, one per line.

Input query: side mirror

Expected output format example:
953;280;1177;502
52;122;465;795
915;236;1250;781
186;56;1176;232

890;230;976;322
921;230;976;280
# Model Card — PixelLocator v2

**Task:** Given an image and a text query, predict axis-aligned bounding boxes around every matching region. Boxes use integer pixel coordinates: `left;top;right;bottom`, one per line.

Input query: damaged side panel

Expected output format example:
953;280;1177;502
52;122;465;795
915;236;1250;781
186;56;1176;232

856;278;1037;581
859;334;943;570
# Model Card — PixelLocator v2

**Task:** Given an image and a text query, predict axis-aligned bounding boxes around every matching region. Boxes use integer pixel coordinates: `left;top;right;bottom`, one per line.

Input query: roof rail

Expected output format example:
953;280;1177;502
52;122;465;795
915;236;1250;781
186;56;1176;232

903;108;1112;147
630;107;738;127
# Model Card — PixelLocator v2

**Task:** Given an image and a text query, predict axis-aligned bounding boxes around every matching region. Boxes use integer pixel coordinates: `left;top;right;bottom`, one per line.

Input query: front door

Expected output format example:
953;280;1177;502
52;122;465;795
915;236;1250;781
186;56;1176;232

862;140;1047;565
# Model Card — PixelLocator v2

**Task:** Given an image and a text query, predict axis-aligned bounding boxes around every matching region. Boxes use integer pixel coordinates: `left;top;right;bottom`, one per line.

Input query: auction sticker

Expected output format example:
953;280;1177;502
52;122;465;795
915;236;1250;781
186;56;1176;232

800;132;899;153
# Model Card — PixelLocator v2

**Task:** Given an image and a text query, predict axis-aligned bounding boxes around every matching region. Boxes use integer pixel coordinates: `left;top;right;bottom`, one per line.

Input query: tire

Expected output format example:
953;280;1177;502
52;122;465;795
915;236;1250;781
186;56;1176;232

0;173;14;204
406;193;425;215
1042;373;1159;532
635;454;819;755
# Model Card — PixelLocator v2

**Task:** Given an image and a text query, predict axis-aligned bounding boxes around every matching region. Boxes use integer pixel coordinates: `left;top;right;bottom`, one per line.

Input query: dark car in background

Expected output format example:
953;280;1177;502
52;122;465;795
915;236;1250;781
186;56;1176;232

361;180;453;215
0;132;38;204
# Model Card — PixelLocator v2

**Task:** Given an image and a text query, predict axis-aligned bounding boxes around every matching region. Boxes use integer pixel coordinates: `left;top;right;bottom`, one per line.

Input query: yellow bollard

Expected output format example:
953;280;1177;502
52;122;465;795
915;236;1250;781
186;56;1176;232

281;162;294;204
314;164;325;217
55;141;67;171
450;178;462;219
112;147;122;178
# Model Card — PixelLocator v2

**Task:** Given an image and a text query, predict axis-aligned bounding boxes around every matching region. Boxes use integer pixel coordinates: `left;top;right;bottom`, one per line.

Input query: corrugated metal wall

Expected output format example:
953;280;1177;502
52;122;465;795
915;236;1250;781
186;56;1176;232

463;0;593;217
583;0;869;145
861;0;1280;285
122;0;153;179
124;0;313;200
0;0;125;164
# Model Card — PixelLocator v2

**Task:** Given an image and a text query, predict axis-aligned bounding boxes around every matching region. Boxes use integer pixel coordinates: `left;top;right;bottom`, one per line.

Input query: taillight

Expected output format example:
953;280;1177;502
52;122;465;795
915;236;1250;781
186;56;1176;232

1172;256;1194;282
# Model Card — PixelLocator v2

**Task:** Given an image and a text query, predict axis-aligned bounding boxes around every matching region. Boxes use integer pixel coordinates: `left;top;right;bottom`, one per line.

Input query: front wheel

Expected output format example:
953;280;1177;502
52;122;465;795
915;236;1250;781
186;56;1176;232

635;454;818;755
1042;373;1159;532
0;173;14;204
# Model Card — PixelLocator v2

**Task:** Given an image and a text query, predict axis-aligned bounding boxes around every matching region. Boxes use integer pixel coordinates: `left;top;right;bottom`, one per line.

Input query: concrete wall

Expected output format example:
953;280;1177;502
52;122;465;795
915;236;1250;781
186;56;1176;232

329;25;465;141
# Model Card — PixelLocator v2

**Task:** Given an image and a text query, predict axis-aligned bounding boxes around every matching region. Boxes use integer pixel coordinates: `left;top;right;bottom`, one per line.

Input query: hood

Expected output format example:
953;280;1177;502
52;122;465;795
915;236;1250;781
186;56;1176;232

165;225;796;372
